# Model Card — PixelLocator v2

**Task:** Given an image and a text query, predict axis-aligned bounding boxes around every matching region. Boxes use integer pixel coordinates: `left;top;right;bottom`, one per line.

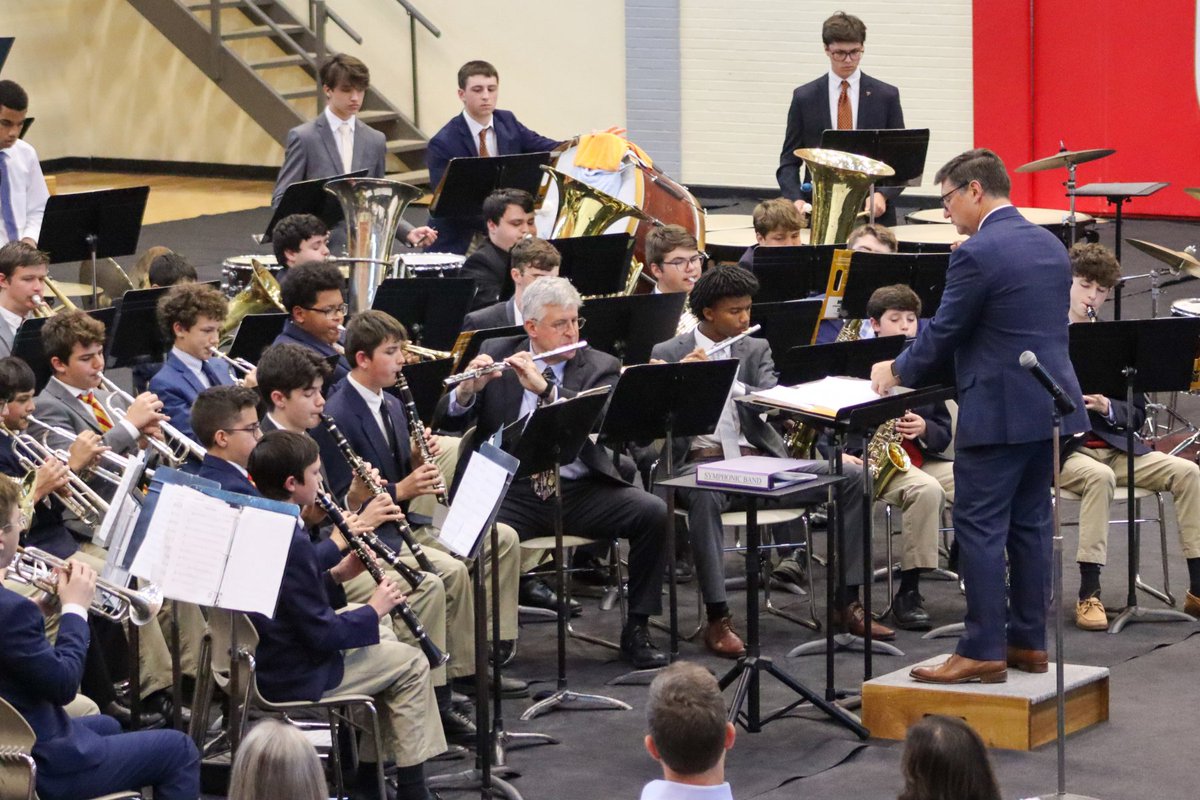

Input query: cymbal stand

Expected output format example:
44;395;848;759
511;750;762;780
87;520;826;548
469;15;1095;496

1063;160;1080;246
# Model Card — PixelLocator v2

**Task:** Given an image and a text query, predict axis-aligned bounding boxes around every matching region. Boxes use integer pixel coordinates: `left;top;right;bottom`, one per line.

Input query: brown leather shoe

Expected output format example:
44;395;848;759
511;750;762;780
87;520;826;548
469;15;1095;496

1185;591;1200;619
703;616;746;658
910;653;1007;684
1006;646;1049;673
832;601;896;641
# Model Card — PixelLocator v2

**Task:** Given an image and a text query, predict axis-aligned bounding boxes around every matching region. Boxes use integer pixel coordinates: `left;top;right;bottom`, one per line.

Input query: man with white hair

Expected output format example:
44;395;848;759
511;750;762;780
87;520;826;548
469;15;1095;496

438;277;669;669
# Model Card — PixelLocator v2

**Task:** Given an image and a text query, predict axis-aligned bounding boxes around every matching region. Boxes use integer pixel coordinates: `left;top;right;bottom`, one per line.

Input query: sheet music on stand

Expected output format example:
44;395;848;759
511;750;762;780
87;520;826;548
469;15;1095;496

128;476;297;616
749;376;910;418
437;443;518;559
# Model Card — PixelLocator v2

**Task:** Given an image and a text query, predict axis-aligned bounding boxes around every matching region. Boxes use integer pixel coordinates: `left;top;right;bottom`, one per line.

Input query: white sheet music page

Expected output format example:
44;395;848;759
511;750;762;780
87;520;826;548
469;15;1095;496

218;505;294;616
751;377;908;416
158;489;241;606
438;450;513;558
129;482;191;585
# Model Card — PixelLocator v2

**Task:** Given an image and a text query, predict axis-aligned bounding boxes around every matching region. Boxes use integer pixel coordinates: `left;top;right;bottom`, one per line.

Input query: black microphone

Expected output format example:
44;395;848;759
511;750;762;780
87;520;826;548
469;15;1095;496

1019;350;1076;415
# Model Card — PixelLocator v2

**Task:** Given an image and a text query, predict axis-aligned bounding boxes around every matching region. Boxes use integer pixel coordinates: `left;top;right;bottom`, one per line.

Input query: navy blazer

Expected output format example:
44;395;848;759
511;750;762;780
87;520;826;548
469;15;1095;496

461;240;512;311
273;320;352;391
319;379;413;502
247;525;380;702
149;352;236;441
776;72;905;203
0;588;106;772
426;109;561;255
894;206;1088;448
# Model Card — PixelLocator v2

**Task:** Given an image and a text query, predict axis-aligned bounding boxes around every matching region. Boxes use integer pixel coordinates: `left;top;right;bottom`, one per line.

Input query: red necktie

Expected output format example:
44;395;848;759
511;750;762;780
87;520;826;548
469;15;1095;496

80;391;113;433
478;128;491;158
837;80;852;129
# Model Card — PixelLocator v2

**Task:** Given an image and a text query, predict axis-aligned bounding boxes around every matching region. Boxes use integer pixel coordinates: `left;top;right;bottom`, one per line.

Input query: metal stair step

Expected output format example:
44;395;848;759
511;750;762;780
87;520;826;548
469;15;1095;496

280;88;319;100
186;1;263;9
250;54;314;70
357;109;402;125
386;138;427;154
221;24;306;41
387;169;431;186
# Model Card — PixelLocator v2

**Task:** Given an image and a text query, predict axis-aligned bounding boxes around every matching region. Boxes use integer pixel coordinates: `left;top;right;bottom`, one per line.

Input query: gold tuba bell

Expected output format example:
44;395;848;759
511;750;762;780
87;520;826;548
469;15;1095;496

221;259;285;338
794;148;895;245
324;177;424;315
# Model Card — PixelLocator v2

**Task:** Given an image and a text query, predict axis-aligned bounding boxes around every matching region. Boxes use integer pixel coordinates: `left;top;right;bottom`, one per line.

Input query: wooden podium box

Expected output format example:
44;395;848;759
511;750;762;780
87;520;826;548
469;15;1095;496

861;655;1109;750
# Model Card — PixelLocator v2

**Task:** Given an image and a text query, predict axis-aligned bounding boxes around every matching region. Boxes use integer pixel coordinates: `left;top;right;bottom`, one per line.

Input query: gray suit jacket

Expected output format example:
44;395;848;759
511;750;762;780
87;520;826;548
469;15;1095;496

271;114;414;238
650;332;786;472
0;316;14;357
461;298;517;332
35;380;140;456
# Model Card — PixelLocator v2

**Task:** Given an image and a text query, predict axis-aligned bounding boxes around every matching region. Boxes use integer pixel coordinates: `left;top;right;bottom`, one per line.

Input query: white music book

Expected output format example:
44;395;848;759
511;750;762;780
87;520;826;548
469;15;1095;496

750;376;909;417
438;443;518;559
130;482;297;616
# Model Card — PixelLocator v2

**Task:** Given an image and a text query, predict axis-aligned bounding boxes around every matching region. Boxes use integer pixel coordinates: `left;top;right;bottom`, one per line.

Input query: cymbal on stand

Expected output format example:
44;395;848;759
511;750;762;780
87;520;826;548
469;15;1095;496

1125;238;1200;278
1015;148;1116;173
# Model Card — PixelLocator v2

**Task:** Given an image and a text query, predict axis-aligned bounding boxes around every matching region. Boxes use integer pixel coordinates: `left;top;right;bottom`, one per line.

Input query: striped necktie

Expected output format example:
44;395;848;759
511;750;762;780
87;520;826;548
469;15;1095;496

80;391;113;432
0;152;19;242
837;80;852;129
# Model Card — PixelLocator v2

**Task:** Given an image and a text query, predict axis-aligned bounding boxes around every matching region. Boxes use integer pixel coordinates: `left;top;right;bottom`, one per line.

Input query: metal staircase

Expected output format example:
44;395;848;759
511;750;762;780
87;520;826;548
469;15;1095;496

126;0;438;184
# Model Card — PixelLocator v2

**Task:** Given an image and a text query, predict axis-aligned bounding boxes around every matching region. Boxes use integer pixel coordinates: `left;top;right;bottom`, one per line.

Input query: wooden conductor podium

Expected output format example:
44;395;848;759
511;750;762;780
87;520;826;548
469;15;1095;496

861;656;1110;750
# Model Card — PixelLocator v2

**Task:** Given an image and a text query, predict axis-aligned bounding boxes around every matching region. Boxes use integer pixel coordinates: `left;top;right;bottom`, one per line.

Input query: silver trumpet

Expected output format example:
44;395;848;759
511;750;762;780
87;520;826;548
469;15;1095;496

208;347;256;377
442;341;590;388
9;546;163;626
26;416;152;481
97;375;208;465
9;432;111;527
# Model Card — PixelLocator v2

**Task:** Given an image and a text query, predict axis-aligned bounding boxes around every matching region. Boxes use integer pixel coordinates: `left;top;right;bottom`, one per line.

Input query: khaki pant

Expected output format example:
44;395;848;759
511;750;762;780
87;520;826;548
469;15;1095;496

65;694;99;717
878;459;955;571
1061;446;1200;564
326;617;446;767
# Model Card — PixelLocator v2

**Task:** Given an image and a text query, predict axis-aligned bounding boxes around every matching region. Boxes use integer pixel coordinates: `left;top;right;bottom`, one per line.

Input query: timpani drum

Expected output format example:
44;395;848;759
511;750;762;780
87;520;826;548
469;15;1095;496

888;224;963;253
399;252;466;278
906;206;1096;246
221;255;281;297
1171;298;1200;317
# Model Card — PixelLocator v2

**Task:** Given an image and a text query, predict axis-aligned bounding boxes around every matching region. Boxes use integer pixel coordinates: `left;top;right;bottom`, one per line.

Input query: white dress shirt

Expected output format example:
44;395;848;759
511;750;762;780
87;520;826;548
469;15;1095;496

462;110;497;158
0;303;25;341
0;139;49;244
324;105;356;170
689;328;751;453
639;780;733;800
827;68;862;129
172;347;212;389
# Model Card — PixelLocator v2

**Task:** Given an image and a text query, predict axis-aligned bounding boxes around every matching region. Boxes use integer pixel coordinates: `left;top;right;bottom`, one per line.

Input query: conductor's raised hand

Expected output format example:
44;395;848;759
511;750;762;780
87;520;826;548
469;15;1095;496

870;359;900;395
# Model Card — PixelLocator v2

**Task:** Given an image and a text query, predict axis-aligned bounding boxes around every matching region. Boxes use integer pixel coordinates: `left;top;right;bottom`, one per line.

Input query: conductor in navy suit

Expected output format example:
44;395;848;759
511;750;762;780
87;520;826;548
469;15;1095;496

776;12;905;226
426;61;562;255
871;149;1088;684
272;54;434;248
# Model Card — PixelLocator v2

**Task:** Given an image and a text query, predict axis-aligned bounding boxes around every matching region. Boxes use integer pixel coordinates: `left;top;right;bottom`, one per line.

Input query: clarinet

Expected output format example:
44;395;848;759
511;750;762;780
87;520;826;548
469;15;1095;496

360;530;425;591
394;373;448;505
320;414;439;575
315;492;448;667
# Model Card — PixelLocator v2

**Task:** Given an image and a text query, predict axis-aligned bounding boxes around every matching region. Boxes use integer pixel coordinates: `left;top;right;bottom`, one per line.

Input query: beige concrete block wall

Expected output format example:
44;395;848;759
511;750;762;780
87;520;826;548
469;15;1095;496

679;0;973;195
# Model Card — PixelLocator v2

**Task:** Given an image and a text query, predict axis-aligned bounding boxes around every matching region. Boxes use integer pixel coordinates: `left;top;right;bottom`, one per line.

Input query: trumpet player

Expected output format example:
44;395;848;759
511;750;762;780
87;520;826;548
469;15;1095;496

0;241;49;356
275;261;352;389
149;282;256;440
247;431;445;800
0;478;201;800
321;311;528;709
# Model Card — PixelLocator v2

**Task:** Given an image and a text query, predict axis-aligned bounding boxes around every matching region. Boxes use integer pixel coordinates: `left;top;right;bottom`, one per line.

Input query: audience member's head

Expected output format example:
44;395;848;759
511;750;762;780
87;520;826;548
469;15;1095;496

227;719;325;800
848;223;898;254
272;214;330;268
148;252;198;288
647;224;703;294
644;661;735;785
898;715;1001;800
482;189;535;252
752;199;804;246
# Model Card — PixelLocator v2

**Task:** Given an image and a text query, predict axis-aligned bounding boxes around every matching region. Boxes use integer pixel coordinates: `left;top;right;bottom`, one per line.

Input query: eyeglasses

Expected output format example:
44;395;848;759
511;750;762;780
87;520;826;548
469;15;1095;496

537;316;586;333
303;303;348;317
827;47;864;61
940;183;969;208
661;254;706;269
224;423;262;437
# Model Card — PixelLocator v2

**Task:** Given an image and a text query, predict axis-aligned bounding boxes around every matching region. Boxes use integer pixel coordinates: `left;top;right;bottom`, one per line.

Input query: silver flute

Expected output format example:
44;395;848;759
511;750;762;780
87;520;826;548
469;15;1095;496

703;324;761;357
443;341;590;387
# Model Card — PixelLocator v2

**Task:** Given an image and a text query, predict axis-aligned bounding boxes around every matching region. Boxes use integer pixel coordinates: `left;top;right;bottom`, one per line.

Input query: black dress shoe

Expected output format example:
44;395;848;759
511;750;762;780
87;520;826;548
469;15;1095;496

808;509;829;530
452;675;530;699
142;690;191;726
619;623;668;670
519;577;581;616
570;551;611;586
892;589;933;631
440;706;478;744
104;700;165;730
665;558;694;583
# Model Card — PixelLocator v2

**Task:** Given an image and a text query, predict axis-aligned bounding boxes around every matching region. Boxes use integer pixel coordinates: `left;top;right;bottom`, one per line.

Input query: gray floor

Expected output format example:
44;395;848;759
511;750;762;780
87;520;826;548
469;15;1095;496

138;199;1200;800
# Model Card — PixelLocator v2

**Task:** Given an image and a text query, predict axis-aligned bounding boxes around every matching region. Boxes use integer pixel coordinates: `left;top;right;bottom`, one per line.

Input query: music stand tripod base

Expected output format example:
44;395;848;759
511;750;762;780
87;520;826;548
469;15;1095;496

1107;605;1195;634
922;621;965;640
428;769;523;800
520;689;632;721
788;633;905;657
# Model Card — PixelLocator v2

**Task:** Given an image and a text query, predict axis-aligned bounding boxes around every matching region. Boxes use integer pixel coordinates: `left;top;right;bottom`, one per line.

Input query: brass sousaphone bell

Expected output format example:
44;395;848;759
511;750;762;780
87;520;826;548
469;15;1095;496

794;148;895;244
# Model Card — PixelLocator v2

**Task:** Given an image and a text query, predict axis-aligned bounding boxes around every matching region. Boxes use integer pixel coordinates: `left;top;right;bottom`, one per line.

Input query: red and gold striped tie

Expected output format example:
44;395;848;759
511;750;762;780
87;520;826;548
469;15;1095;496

80;391;113;432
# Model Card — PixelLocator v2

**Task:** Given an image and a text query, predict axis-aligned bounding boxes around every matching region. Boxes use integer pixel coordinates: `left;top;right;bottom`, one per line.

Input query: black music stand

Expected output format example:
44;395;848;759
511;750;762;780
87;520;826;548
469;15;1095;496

371;278;476;351
580;293;685;365
106;285;176;369
452;325;525;371
751;245;844;303
751;299;824;357
227;313;287;364
600;360;739;665
778;335;905;387
1069;317;1200;632
838;251;950;320
430;153;554;219
820;128;930;225
260;169;368;243
548;233;634;297
37;186;149;307
1073;182;1169;320
389;357;454;422
505;389;628;720
0;37;13;74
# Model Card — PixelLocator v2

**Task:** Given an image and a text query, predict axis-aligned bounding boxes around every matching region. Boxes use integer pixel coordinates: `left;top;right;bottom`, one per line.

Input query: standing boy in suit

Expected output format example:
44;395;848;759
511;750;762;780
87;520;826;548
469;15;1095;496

776;12;905;225
871;149;1088;683
272;54;433;247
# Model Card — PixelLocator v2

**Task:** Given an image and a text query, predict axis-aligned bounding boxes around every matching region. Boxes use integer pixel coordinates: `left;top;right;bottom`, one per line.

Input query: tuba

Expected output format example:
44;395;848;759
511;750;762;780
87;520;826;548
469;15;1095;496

794;148;895;245
221;259;285;338
541;166;654;296
324;178;424;315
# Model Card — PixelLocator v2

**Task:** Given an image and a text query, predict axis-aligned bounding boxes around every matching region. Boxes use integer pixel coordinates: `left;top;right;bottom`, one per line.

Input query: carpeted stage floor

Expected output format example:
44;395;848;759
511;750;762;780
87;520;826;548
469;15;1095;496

118;188;1200;800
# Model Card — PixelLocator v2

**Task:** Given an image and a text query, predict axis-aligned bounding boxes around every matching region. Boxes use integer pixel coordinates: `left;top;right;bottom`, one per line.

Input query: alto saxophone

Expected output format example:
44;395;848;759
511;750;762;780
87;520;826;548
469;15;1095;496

865;417;911;498
783;315;863;457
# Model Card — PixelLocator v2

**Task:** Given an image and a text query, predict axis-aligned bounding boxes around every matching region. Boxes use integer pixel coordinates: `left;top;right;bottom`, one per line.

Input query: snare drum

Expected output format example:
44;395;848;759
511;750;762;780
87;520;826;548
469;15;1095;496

399;252;466;278
222;255;281;297
1171;298;1200;317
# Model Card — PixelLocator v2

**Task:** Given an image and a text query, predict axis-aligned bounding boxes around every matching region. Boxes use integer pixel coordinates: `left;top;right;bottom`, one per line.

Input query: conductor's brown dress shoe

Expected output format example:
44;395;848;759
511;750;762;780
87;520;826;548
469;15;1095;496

703;616;747;658
910;653;1007;684
1185;591;1200;619
833;601;896;641
1006;646;1049;673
